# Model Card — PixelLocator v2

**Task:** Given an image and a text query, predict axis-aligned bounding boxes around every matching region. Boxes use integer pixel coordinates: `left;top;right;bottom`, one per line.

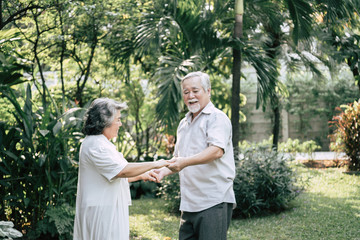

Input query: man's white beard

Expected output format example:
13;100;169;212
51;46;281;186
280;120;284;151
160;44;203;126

187;102;201;113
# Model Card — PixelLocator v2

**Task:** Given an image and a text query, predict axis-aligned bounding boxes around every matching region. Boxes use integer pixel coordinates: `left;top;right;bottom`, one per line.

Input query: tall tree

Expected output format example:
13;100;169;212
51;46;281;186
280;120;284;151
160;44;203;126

313;0;360;94
231;0;243;154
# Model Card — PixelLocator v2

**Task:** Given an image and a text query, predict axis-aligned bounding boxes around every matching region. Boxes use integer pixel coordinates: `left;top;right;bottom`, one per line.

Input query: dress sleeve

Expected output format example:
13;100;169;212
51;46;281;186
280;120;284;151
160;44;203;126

88;143;128;182
206;112;232;152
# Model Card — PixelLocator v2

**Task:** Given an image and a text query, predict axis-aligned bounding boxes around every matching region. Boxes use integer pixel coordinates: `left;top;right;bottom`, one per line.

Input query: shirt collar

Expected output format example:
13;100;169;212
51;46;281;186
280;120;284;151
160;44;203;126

185;101;214;123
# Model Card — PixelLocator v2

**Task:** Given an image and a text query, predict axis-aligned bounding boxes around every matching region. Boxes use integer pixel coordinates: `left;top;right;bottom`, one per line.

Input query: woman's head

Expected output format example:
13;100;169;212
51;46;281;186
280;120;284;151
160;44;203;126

82;98;127;136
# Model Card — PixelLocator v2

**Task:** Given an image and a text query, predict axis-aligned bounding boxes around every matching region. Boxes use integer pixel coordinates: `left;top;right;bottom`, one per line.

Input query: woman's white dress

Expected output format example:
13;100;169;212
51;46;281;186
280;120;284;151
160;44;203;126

73;134;131;240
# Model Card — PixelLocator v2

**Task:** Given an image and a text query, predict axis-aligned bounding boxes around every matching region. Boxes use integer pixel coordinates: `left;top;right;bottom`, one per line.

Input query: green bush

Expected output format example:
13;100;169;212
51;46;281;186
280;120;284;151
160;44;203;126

278;138;321;156
0;84;82;233
240;136;321;156
26;204;75;240
157;173;181;215
329;100;360;171
130;181;159;199
233;146;303;218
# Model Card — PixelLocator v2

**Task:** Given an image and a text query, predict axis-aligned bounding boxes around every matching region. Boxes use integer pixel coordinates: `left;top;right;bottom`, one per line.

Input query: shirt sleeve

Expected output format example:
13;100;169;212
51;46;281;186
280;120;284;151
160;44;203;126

206;112;232;152
88;143;128;182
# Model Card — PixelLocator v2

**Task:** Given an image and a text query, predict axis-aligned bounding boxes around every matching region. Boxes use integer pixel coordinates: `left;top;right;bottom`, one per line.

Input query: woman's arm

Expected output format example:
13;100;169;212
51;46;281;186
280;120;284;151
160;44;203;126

128;171;156;183
115;160;169;179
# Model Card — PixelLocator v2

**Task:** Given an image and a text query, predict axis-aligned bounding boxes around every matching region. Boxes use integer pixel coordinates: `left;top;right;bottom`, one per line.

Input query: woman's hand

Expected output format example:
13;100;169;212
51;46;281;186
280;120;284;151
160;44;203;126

154;159;170;169
140;171;157;182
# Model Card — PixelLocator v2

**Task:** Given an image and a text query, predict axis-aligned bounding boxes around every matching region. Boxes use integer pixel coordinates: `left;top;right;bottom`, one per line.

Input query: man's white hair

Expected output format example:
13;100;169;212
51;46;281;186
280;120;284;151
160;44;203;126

182;71;211;91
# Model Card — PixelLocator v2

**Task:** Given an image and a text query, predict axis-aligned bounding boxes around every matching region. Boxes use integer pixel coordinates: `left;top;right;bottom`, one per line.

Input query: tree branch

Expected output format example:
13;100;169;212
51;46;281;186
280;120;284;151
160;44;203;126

0;3;44;30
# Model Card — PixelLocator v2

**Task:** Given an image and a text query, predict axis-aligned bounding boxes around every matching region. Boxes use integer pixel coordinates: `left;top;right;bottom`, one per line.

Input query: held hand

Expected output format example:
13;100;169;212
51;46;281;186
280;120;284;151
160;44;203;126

167;157;186;173
151;168;167;183
141;171;157;182
154;159;170;169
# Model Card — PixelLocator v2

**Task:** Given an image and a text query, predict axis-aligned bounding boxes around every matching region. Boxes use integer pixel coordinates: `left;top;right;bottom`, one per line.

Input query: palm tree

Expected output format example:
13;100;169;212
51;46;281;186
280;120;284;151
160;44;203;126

120;0;318;149
313;0;360;94
134;0;235;132
252;0;315;150
231;0;243;153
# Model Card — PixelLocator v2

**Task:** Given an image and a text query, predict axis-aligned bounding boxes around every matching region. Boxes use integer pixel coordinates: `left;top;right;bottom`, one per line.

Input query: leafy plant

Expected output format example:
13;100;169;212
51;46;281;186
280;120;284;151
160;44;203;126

278;138;321;157
329;100;360;171
240;136;321;156
233;146;303;218
26;204;75;240
130;181;159;199
157;173;181;215
0;84;83;232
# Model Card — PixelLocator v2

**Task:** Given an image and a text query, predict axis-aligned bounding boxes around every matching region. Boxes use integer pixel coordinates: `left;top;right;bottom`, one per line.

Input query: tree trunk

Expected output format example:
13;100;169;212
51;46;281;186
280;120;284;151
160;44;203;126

272;95;280;150
231;0;243;158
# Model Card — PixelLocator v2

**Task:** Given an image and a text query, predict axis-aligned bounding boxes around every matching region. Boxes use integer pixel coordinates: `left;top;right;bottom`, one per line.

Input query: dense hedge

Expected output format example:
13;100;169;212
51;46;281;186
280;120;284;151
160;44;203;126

233;146;303;218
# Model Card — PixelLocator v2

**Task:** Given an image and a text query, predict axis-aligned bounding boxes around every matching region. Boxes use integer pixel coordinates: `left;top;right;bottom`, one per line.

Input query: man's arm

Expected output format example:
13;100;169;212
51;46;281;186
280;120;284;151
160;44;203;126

167;145;223;172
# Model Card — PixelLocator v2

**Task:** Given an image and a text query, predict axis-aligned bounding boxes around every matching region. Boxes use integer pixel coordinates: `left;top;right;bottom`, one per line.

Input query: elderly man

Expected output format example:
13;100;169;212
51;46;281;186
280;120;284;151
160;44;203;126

153;71;236;240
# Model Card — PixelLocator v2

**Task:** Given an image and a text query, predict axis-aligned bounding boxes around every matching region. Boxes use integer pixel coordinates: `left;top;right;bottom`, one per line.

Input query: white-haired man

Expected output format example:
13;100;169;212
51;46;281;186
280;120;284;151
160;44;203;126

153;71;236;240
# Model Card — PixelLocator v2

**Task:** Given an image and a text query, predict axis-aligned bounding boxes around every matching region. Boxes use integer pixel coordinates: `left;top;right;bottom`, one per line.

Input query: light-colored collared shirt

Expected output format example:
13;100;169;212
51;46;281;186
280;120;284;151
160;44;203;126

73;134;131;240
174;102;236;212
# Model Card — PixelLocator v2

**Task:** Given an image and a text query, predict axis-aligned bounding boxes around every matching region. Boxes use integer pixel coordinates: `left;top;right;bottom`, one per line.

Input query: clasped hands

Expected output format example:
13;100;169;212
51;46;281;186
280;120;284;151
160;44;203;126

145;157;185;183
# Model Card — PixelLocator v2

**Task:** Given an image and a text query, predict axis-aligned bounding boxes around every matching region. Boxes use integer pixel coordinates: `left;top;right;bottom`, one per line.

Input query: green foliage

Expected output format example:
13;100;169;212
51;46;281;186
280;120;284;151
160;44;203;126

233;146;303;218
278;138;321;155
0;84;83;232
157;173;181;215
284;71;358;148
329;99;360;171
240;136;321;156
26;204;75;240
130;181;159;199
0;29;30;87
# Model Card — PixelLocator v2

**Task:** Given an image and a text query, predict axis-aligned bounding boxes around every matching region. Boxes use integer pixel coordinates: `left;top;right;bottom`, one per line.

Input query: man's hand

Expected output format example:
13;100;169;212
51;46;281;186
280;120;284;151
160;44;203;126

167;157;187;173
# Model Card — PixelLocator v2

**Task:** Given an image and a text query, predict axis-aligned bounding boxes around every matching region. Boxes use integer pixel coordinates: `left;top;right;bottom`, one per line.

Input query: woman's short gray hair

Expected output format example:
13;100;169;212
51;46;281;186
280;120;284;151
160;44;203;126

82;98;127;135
181;71;211;91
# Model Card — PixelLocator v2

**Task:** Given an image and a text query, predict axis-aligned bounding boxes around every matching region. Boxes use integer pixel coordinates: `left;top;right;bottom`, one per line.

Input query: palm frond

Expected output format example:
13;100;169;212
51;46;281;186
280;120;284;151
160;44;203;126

154;54;202;132
285;0;314;45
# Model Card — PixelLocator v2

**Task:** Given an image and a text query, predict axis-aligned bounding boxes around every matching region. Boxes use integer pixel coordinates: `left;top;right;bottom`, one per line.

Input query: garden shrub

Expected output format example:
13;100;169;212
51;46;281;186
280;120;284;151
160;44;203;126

130;181;159;199
329;100;360;171
240;136;321;156
233;146;303;218
158;145;303;218
0;84;81;233
278;138;321;158
26;204;75;240
157;173;181;214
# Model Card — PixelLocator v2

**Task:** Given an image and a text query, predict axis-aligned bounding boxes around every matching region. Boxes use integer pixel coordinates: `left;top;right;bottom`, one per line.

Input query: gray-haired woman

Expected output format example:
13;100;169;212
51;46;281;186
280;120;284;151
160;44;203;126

73;98;169;240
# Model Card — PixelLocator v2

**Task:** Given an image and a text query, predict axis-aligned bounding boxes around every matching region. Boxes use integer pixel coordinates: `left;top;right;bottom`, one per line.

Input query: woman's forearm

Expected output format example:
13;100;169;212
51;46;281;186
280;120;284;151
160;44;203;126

116;160;169;179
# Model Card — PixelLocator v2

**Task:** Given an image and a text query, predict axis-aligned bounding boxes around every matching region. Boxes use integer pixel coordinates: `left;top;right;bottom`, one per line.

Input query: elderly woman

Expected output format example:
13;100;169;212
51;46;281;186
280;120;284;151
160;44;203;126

73;98;169;240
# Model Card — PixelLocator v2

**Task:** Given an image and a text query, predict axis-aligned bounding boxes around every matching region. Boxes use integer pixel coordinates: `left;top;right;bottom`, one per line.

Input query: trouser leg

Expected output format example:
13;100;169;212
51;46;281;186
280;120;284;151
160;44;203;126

179;202;233;240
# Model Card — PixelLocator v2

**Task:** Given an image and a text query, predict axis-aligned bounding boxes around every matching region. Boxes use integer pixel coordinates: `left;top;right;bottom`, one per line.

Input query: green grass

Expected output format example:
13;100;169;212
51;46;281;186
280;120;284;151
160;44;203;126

129;167;360;240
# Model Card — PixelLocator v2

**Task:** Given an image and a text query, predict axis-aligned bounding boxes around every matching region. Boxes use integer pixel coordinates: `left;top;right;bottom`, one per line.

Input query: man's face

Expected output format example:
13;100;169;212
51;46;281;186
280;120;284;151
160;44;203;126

182;77;210;117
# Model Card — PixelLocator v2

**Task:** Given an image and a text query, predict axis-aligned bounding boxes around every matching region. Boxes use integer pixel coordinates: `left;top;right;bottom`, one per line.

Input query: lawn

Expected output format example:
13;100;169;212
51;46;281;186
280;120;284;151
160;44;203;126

129;166;360;240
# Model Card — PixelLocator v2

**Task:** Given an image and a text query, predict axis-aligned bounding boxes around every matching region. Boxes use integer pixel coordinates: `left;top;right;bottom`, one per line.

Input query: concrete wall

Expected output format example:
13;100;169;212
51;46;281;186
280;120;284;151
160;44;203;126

238;68;331;150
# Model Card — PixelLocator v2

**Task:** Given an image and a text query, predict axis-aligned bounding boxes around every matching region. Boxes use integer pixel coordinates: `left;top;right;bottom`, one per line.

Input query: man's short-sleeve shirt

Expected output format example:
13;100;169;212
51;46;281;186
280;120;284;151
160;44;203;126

174;102;236;212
